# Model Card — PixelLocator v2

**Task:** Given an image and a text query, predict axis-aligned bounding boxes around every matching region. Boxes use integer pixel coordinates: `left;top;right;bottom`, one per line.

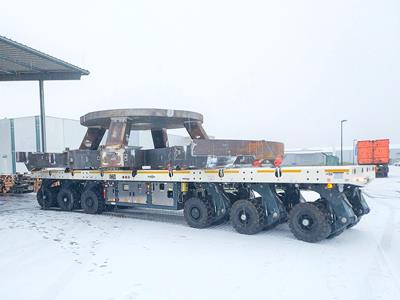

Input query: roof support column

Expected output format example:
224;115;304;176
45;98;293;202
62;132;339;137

39;80;46;152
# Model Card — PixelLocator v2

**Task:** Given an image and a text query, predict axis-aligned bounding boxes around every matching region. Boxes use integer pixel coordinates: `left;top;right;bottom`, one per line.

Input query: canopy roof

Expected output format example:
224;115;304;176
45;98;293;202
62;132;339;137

0;35;89;81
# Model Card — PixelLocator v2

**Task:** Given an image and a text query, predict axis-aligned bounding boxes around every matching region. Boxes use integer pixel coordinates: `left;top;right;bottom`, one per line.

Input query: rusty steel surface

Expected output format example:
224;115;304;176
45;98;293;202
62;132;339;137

192;140;284;162
80;108;204;130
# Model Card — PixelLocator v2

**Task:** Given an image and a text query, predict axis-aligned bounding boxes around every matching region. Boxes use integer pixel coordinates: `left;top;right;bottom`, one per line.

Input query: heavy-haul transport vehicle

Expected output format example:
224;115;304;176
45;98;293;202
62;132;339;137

17;109;374;243
357;139;389;178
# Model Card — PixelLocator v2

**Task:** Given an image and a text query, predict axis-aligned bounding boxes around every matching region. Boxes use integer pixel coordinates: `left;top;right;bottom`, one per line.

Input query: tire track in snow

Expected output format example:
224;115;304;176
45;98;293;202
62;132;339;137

357;201;400;300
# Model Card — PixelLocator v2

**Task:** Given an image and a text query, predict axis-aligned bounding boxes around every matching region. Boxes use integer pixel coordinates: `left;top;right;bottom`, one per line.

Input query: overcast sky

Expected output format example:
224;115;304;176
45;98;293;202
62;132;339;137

0;0;399;149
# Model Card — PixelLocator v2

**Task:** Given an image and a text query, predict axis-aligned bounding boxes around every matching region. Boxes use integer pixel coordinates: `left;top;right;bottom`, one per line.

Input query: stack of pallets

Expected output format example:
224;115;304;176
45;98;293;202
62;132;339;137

0;175;14;193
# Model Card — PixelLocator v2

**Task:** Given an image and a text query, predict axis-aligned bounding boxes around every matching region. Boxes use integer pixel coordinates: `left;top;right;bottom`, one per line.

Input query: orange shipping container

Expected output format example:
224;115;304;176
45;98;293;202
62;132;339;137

357;139;389;165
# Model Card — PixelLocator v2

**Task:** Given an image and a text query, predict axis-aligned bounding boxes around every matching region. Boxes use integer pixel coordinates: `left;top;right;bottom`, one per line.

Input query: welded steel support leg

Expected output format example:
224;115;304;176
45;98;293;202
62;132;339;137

151;128;169;148
79;127;106;150
39;80;46;152
251;183;287;228
204;183;231;224
344;186;370;217
184;121;209;139
312;185;357;235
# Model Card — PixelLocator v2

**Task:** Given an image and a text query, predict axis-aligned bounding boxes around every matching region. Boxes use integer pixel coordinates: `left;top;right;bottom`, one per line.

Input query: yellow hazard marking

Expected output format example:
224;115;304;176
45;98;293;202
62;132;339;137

282;169;302;173
137;170;169;174
224;170;240;174
173;170;191;174
325;169;349;173
104;171;132;174
256;169;275;173
205;170;219;174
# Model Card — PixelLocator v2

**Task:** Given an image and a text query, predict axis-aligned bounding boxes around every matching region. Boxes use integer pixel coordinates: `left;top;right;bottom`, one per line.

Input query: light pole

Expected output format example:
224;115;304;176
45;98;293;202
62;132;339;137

341;120;347;165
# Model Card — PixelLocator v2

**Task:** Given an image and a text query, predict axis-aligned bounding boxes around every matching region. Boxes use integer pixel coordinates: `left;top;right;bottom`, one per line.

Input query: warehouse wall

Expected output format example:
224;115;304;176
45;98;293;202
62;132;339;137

44;117;86;152
390;147;400;162
61;118;87;150
128;130;191;149
13;117;38;152
0;119;12;174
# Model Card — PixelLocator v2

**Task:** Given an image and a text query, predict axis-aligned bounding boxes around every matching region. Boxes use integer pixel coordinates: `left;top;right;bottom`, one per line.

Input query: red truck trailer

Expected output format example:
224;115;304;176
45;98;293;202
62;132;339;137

357;139;390;177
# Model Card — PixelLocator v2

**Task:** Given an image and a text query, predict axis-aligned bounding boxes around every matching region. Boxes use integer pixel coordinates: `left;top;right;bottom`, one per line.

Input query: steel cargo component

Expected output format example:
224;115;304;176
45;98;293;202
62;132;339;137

191;139;283;162
17;108;284;171
80;108;204;131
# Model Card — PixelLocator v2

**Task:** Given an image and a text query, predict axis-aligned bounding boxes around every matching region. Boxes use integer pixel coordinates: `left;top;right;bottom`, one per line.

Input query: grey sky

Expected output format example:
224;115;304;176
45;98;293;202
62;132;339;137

1;0;399;149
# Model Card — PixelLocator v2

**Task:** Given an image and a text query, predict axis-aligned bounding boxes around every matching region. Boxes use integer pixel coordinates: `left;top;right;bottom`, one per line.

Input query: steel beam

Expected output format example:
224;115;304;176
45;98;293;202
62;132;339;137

0;72;82;81
184;121;209;139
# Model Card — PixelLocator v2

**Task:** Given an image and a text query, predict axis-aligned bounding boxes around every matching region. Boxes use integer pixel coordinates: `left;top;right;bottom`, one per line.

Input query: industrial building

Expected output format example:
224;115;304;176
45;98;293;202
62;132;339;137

0;115;190;174
283;144;400;166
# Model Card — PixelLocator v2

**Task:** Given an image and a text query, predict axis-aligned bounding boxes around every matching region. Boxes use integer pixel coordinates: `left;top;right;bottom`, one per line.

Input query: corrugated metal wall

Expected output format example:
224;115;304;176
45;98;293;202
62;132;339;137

0;119;12;174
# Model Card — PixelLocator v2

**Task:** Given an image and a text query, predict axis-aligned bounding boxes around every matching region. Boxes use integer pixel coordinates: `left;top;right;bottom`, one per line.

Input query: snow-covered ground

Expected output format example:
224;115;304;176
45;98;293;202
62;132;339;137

1;169;400;300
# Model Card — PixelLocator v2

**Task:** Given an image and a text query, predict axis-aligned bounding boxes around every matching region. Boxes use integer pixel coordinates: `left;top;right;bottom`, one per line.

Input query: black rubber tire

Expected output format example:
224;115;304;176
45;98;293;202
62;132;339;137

81;187;105;214
37;185;56;209
184;197;214;228
289;202;332;243
230;199;264;235
57;187;78;211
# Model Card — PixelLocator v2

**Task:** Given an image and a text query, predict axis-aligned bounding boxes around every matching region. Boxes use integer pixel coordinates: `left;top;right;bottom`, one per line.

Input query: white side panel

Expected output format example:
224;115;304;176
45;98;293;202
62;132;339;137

45;117;87;152
132;131;191;149
0;119;12;174
128;131;140;147
168;134;191;147
32;165;375;187
14;117;37;152
334;149;355;164
137;130;154;149
62;119;87;149
14;117;37;174
45;117;65;152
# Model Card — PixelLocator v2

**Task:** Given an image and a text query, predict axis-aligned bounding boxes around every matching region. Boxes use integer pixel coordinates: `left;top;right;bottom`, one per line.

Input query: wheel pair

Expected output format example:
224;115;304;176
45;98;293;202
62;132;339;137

288;202;332;243
57;186;81;211
80;185;105;214
37;185;57;209
230;199;265;235
183;197;214;228
184;196;267;235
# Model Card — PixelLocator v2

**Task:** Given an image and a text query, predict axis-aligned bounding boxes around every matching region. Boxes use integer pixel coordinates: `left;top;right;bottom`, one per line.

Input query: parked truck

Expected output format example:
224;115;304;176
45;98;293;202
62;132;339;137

357;139;389;178
17;109;374;243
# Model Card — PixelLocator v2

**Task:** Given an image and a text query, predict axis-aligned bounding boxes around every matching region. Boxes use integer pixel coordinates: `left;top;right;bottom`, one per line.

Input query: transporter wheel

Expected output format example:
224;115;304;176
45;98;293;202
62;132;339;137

289;202;331;243
230;199;265;235
37;185;56;209
81;186;105;214
57;187;78;211
184;197;214;228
